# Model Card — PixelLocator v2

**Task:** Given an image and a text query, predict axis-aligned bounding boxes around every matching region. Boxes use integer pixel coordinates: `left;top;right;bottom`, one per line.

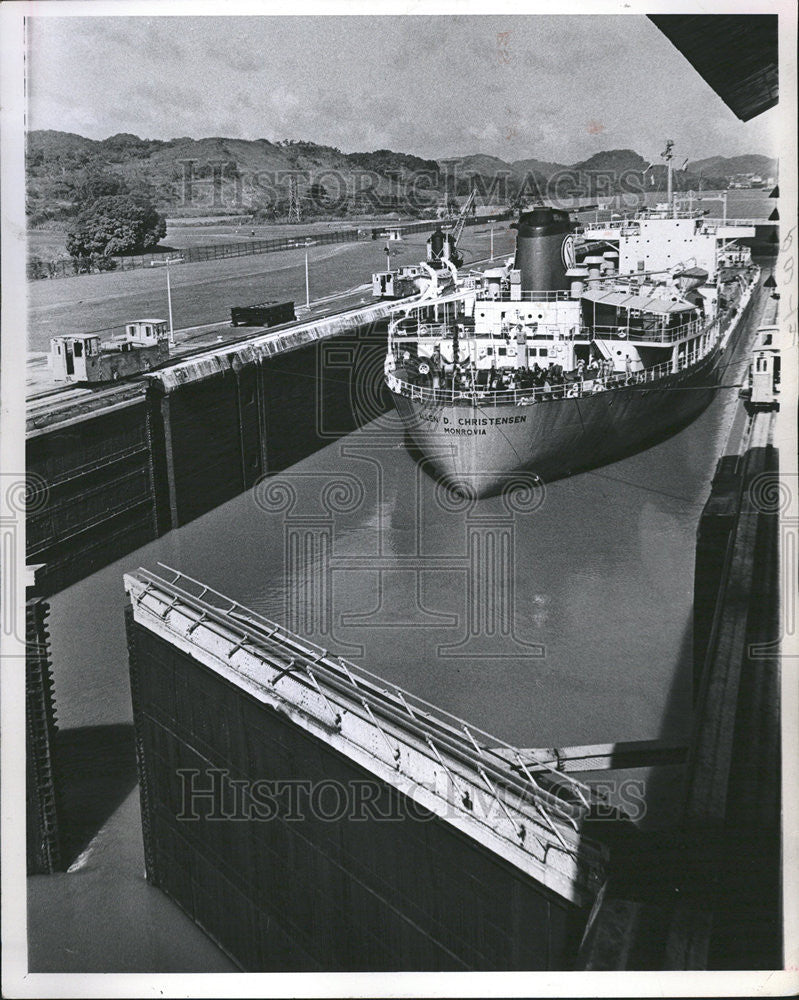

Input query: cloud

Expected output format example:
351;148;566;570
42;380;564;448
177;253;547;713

25;14;779;164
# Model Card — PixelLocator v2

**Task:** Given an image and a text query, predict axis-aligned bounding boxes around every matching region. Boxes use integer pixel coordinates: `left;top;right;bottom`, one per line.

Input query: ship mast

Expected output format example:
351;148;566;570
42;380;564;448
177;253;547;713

662;139;675;217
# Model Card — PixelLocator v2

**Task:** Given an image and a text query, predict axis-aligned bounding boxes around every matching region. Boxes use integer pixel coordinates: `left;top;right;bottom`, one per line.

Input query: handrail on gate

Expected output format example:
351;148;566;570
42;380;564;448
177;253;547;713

132;564;596;814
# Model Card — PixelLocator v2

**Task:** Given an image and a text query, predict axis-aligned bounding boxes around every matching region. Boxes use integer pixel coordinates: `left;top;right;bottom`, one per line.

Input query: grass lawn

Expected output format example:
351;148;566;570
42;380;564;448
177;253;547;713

26;210;497;261
25;225;515;352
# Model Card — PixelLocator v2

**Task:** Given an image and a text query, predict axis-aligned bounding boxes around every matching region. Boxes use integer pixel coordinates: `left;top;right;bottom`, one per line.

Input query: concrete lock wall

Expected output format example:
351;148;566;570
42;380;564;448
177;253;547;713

27;401;160;595
153;326;388;529
26;327;391;596
156;371;244;528
126;614;585;971
258;330;387;473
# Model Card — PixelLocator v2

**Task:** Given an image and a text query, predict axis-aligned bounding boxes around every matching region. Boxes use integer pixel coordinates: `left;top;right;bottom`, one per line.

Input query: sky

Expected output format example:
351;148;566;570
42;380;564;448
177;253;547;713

26;14;780;164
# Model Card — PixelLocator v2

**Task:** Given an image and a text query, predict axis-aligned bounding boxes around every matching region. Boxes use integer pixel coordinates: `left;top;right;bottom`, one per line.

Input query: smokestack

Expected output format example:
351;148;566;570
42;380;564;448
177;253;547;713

511;206;572;293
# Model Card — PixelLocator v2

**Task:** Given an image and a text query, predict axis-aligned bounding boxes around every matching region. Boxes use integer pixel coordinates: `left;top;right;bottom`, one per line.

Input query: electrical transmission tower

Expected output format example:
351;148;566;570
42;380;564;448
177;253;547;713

287;176;302;223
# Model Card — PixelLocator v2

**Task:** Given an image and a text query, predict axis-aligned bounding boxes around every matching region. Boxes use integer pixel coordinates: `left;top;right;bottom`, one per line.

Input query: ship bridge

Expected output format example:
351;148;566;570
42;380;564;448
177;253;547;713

580;216;757;282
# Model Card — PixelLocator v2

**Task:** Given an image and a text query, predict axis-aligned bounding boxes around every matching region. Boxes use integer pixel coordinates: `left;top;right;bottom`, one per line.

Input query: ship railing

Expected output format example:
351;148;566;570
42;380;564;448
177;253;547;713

386;346;711;407
577;215;701;232
590;318;710;344
390;321;454;340
391;325;583;344
390;318;712;351
578;215;767;234
578;218;641;232
492;290;572;302
700;218;771;229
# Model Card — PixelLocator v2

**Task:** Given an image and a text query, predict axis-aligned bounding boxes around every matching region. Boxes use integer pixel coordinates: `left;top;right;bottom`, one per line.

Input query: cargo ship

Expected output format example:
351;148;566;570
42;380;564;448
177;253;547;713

383;198;760;497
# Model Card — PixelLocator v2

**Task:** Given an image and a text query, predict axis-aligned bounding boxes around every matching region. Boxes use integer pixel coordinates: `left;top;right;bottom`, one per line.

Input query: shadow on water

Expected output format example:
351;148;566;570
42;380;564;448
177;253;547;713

55;723;138;868
579;450;782;970
569;616;698;969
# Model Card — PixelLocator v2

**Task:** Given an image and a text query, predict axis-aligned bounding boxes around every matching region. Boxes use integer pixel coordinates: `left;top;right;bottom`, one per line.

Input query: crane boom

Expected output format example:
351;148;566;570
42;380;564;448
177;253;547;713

451;189;477;246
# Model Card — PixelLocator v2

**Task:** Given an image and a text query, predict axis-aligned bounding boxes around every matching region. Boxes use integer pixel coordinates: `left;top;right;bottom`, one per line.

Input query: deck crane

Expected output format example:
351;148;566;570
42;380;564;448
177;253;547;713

450;188;477;247
428;188;477;271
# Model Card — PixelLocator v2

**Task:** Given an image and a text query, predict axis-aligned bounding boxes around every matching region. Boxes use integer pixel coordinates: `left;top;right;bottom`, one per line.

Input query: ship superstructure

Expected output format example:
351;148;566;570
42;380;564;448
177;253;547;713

383;202;759;497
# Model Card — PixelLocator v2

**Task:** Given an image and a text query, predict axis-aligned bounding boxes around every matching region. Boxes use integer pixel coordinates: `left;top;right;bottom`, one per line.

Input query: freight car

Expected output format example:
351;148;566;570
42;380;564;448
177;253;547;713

230;300;296;327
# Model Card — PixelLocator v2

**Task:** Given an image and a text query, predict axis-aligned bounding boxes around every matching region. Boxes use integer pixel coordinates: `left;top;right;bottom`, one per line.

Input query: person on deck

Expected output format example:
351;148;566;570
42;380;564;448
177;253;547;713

431;348;442;390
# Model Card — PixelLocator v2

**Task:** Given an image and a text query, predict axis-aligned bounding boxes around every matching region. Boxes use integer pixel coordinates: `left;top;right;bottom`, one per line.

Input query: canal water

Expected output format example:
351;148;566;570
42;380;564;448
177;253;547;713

28;263;770;972
43;306;759;748
30;310;760;971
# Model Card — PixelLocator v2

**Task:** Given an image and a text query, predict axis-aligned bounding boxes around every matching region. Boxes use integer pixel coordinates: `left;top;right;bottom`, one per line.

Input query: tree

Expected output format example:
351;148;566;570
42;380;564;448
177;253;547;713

65;194;166;258
75;165;130;204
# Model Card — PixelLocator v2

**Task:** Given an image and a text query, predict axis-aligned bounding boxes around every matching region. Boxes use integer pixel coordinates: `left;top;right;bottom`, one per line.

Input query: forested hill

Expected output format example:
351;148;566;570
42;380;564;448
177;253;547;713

687;154;777;178
26;129;773;224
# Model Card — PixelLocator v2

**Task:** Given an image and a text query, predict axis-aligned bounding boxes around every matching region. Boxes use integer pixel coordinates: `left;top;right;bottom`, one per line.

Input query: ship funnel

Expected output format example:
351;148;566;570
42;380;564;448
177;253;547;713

511;206;572;293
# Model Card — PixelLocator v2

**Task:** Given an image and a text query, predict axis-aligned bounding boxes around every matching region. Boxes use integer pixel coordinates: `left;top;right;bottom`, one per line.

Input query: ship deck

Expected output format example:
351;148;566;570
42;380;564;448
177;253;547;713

387;352;694;408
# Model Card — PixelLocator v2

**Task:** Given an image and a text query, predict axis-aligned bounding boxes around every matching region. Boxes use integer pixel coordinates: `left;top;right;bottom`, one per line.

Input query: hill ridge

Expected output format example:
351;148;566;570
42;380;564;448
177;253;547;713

26;129;776;224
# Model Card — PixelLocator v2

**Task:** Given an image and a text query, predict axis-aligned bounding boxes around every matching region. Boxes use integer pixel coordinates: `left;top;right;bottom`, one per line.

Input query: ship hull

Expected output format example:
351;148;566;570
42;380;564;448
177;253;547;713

391;348;723;497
